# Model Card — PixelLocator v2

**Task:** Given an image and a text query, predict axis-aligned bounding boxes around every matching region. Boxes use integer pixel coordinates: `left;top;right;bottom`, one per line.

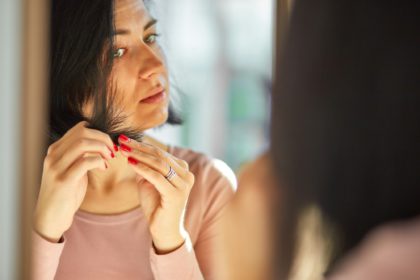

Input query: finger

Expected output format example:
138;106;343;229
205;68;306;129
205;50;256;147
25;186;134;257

162;155;194;189
120;146;167;173
82;127;115;152
54;138;113;173
55;121;89;149
55;122;115;157
63;155;107;181
46;121;89;156
170;156;189;171
165;156;190;179
128;160;175;197
118;137;189;177
121;148;187;189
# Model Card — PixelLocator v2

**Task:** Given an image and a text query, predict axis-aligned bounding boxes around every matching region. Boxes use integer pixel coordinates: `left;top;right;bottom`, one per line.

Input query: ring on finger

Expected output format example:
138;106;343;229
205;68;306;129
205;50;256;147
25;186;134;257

165;166;177;181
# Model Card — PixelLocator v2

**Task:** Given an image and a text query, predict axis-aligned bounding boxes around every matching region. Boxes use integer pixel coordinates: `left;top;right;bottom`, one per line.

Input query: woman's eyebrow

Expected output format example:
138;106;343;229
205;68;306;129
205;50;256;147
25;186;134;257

144;18;158;30
113;18;158;36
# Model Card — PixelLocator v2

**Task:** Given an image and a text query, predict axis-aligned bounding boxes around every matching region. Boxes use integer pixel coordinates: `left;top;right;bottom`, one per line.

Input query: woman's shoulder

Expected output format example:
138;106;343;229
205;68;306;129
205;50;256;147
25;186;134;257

168;145;209;168
169;146;237;240
330;216;420;280
168;145;237;191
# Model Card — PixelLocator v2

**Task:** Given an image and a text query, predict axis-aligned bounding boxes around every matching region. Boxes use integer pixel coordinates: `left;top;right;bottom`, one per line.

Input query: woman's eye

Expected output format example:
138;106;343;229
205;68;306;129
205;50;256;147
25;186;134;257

145;33;160;44
113;48;126;58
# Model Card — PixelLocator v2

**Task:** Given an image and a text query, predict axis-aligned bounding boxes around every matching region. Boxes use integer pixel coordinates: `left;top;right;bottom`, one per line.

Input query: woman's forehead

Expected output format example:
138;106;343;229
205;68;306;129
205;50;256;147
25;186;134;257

114;0;148;23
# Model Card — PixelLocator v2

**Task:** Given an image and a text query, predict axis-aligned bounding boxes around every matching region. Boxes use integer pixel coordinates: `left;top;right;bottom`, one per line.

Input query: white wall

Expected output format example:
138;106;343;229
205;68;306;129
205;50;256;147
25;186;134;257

0;0;22;279
148;0;273;170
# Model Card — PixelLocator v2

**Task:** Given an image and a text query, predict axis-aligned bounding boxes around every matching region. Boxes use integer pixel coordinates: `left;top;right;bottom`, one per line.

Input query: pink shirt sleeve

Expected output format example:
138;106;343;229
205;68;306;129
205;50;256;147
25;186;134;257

31;231;65;280
150;234;203;280
149;158;237;280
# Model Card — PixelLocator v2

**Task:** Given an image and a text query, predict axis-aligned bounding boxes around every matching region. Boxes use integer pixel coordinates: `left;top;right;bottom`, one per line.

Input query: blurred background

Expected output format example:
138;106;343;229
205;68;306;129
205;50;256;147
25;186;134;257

0;0;24;279
148;0;274;172
0;0;275;278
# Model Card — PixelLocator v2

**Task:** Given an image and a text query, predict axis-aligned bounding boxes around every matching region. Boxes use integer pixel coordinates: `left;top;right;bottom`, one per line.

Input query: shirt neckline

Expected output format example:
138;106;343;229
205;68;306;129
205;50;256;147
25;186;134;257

75;206;144;224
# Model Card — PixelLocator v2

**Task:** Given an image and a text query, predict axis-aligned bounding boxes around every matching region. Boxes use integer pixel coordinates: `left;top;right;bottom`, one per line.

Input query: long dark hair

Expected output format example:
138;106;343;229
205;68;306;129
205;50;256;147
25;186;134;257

272;0;419;278
50;0;181;144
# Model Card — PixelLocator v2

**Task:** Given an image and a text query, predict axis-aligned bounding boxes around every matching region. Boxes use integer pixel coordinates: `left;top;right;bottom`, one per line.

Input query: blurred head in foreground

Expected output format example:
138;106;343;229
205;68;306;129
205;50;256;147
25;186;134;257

271;0;419;278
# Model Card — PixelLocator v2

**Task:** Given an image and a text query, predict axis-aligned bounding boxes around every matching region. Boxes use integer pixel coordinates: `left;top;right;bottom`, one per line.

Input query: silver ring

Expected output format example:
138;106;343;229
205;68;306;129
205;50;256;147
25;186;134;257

165;166;176;181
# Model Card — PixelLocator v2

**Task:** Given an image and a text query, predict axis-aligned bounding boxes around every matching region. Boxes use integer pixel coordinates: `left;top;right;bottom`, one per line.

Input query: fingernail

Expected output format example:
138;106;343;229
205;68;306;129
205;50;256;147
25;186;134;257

119;134;130;142
113;144;119;152
128;157;138;165
107;148;115;158
120;143;131;152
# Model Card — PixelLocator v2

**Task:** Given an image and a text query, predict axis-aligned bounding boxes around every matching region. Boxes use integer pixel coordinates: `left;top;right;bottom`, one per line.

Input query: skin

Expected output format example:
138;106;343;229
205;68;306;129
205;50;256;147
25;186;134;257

33;0;194;254
217;153;276;280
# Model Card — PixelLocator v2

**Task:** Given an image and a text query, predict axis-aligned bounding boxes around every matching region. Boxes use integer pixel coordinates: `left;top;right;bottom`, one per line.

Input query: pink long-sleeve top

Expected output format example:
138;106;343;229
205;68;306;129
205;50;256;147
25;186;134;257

32;146;237;280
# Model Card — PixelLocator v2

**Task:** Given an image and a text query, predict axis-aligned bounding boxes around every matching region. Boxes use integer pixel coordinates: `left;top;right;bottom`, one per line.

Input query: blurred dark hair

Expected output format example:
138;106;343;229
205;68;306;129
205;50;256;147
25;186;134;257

271;0;419;278
50;0;182;144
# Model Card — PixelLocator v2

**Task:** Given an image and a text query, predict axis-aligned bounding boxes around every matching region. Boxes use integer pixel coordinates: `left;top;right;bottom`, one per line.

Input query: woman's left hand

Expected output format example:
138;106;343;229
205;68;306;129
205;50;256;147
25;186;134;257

118;135;195;254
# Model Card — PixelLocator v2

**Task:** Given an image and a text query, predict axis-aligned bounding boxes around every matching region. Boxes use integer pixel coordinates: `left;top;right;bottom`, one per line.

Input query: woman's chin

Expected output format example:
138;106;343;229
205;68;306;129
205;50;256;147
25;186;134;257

135;113;169;131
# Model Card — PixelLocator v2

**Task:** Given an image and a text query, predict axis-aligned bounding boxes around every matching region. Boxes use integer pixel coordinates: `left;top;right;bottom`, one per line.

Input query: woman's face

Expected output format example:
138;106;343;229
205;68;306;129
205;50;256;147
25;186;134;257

108;0;169;131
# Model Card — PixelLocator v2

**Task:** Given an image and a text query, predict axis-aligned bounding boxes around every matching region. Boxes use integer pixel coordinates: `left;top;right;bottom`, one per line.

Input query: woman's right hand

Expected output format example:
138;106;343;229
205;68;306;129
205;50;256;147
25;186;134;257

33;121;115;243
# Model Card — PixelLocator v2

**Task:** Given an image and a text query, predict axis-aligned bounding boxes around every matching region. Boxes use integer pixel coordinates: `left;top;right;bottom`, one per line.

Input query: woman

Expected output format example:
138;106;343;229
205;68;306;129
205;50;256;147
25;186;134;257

219;0;420;279
32;0;236;279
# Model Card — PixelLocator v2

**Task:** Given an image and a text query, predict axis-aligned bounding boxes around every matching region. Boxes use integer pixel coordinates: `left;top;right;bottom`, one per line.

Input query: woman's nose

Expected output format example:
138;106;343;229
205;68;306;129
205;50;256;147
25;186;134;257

137;46;165;80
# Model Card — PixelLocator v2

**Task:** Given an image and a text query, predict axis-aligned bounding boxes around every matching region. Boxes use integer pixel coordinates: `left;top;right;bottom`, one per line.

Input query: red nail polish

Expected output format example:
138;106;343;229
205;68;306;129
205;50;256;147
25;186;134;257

111;152;115;158
114;144;119;152
120;144;131;152
119;134;130;142
128;157;138;165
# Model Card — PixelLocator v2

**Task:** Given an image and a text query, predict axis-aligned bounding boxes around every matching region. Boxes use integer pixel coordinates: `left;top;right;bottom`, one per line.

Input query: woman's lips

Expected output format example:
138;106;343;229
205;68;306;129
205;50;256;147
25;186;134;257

140;90;166;104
